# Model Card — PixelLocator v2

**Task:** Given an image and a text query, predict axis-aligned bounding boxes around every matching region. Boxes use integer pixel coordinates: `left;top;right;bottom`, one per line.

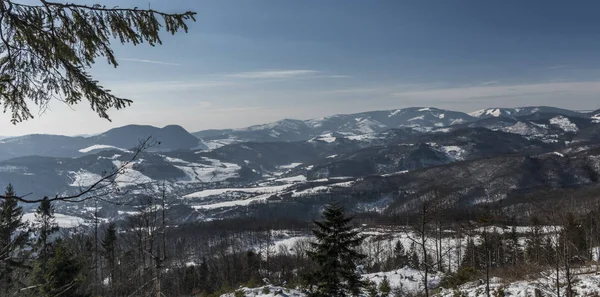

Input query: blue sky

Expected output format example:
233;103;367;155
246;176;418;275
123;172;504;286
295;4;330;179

6;0;600;136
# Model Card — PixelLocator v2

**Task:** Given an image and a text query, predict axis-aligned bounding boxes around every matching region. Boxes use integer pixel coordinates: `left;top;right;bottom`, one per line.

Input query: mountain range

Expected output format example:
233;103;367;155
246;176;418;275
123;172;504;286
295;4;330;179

1;105;599;224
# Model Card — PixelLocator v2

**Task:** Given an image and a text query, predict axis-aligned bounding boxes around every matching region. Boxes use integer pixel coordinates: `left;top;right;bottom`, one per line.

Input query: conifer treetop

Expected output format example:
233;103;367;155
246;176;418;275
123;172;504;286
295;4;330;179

0;0;196;123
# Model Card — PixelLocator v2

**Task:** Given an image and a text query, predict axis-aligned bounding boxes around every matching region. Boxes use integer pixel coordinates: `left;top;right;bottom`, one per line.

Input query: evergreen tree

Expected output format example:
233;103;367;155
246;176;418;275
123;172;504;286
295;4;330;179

35;197;58;272
393;241;408;268
408;242;420;269
0;184;29;295
0;1;196;123
379;275;391;297
365;280;378;297
102;223;117;295
525;217;544;265
307;204;366;297
505;226;523;265
461;238;477;269
36;240;88;297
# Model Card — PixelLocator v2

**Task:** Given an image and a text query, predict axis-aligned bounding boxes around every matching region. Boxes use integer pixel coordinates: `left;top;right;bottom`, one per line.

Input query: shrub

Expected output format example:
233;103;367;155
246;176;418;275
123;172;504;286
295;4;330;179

440;267;477;289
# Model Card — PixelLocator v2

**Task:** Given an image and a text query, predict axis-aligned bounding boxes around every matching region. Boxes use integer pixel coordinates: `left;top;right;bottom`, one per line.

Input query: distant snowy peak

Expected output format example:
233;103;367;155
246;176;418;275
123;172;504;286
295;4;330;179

468;106;585;119
191;106;593;148
469;108;503;117
242;119;306;132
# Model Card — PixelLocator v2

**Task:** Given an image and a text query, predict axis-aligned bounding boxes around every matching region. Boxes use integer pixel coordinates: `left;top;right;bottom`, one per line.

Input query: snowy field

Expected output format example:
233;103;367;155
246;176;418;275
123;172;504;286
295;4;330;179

22;212;87;228
222;266;600;297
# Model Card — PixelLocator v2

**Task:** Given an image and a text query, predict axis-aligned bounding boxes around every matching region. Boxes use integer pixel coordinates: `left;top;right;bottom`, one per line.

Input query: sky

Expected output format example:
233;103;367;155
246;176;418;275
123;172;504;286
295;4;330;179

5;0;600;136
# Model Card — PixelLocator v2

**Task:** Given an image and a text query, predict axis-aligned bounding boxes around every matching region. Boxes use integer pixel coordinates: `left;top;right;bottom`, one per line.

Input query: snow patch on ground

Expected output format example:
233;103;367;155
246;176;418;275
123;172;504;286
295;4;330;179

365;267;442;295
201;137;240;150
469;108;501;117
112;160;153;187
68;170;102;187
23;213;86;228
437;266;600;297
408;115;425;121
440;145;466;160
550;116;578;132
279;162;303;169
184;184;293;199
78;144;130;153
389;109;403;117
345;134;374;141
191;193;274;210
166;156;240;183
291;181;354;197
275;175;307;183
504;122;541;135
311;132;336;143
355;118;387;134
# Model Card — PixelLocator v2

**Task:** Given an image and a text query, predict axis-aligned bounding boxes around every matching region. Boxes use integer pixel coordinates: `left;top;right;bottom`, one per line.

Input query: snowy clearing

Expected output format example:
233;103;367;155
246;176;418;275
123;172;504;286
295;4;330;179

78;144;130;153
184;184;293;199
23;213;86;228
549;116;578;132
68;170;102;187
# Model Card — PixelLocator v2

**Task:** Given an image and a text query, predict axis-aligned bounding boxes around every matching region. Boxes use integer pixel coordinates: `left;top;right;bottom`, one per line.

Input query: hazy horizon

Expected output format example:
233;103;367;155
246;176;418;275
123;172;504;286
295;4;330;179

0;104;596;138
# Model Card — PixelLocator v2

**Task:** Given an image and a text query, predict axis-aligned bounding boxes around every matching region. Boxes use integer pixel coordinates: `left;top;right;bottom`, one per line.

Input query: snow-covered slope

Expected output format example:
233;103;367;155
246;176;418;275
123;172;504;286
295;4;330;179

468;106;584;119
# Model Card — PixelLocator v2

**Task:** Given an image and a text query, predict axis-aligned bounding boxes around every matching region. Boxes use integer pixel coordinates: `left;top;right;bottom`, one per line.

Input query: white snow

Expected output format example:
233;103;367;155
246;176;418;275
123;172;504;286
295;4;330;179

326;154;338;159
191;193;274;210
22;213;86;228
355;118;387;134
279;162;303;169
408;115;425;121
549;116;578;132
438;266;600;297
504;122;540;135
78;144;130;153
364;267;441;295
440;145;466;160
275;175;307;183
345;134;373;141
200;137;240;150
291;181;354;197
487;108;501;117
592;113;600;123
220;285;305;297
184;184;293;199
418;107;431;111
388;109;403;117
68;170;102;187
112;160;153;187
166;156;240;183
469;108;501;117
311;132;336;143
382;170;409;177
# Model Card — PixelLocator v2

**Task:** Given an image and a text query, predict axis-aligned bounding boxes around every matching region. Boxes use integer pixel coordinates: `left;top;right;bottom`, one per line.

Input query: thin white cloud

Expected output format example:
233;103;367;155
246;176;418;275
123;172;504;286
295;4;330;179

223;70;319;79
545;65;570;70
327;75;353;78
480;80;499;86
120;58;181;66
390;81;600;104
